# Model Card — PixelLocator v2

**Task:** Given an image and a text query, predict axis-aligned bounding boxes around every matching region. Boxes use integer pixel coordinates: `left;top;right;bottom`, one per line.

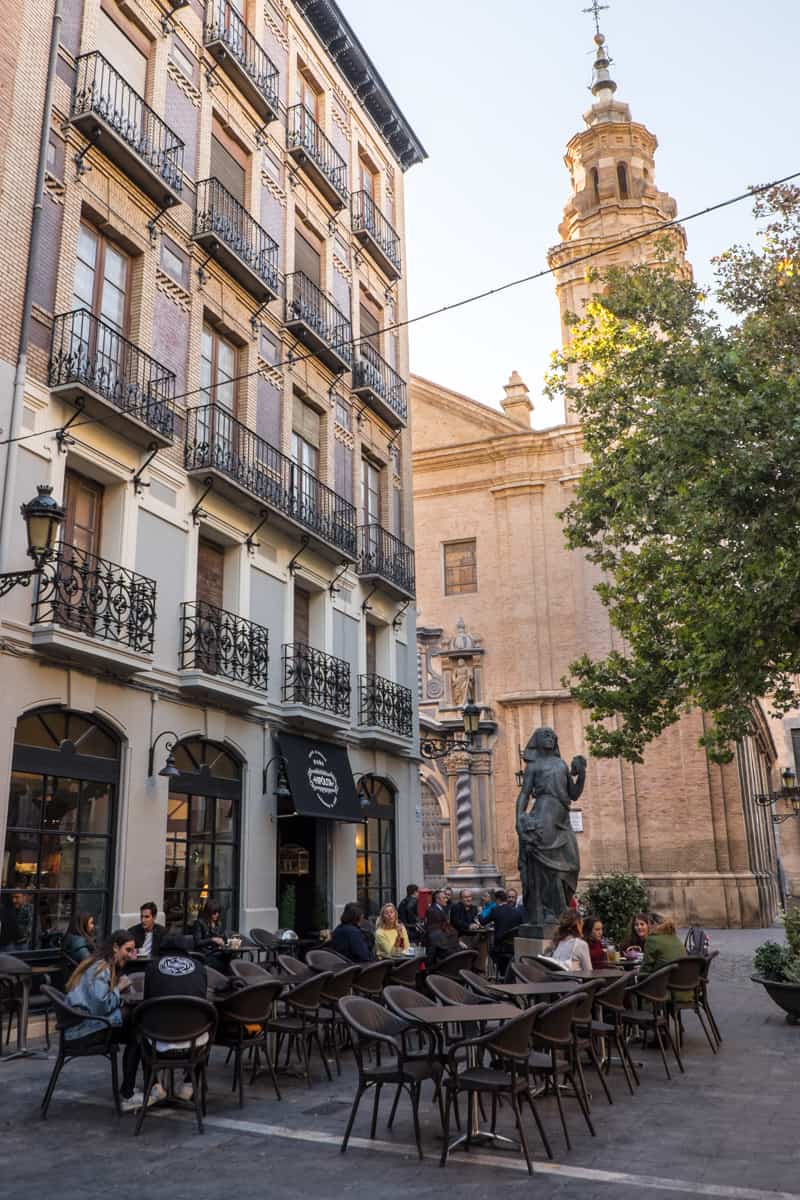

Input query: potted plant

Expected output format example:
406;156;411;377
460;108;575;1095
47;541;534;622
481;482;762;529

751;908;800;1024
579;871;650;949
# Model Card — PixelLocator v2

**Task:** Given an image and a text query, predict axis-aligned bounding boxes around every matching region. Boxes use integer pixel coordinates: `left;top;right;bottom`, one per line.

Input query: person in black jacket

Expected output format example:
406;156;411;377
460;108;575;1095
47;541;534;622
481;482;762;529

128;902;165;958
424;908;461;970
61;911;96;963
330;902;371;962
192;899;228;972
449;889;479;934
480;889;523;977
143;934;209;1103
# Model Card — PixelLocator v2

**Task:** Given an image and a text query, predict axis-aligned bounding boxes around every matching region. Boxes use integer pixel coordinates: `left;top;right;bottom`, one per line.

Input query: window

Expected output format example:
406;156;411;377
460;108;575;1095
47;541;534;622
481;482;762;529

355;777;396;919
361;457;381;526
296;68;321;122
2;709;120;950
617;162;629;200
97;7;148;94
359;300;381;353
292;396;320;479
170;36;196;81
359;153;378;200
591;167;600;203
295;229;322;287
160;238;186;286
211;121;248;206
200;325;237;460
73;223;129;333
443;539;477;595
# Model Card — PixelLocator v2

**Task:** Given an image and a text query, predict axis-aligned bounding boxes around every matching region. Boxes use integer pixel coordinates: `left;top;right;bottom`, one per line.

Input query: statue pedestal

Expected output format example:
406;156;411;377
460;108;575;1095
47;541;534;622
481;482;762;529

446;863;503;890
514;922;557;961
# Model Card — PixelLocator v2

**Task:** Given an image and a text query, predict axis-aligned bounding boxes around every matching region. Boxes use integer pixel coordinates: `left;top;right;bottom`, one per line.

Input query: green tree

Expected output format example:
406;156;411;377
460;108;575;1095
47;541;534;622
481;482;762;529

547;186;800;762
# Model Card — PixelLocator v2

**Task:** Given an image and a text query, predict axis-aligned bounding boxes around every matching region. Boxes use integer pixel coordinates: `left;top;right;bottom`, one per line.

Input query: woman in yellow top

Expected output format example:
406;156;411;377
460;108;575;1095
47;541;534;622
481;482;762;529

374;903;410;959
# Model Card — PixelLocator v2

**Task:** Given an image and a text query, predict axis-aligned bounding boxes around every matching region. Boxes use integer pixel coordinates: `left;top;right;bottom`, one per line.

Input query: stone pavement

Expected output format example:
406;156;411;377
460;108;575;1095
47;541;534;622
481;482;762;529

1;939;796;1200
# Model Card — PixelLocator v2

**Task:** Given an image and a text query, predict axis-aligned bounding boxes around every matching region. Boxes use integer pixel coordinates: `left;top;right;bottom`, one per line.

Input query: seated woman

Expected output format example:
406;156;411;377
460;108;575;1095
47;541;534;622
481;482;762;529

548;910;593;972
374;903;410;959
331;902;371;962
622;912;651;958
65;929;154;1110
584;914;608;970
423;908;461;970
61;911;96;964
192;899;228;973
478;890;496;923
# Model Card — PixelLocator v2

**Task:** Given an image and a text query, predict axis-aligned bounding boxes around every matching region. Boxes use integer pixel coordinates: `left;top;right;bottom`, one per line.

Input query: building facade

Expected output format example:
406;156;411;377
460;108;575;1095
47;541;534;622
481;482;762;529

0;0;426;952
412;34;784;927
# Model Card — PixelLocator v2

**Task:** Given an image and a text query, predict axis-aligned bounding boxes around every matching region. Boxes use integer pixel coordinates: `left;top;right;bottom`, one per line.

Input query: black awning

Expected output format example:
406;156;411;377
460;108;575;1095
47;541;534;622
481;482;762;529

277;733;363;823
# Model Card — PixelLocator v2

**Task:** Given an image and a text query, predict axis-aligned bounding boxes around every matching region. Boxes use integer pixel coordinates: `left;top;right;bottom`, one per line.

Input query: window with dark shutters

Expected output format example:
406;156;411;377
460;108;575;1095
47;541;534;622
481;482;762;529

210;131;246;206
294;230;321;286
359;302;381;352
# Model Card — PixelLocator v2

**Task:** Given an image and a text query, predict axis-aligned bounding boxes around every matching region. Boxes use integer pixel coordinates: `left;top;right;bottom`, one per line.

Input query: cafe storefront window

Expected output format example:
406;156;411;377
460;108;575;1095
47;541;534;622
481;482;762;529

1;708;119;952
355;775;396;919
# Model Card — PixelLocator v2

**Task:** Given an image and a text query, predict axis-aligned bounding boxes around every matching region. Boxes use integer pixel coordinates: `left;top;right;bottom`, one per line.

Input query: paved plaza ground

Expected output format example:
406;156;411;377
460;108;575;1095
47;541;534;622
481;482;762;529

1;930;796;1200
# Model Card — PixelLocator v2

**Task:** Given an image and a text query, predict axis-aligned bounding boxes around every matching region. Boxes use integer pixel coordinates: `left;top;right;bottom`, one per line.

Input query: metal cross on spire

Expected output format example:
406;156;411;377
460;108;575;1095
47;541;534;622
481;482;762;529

582;1;609;36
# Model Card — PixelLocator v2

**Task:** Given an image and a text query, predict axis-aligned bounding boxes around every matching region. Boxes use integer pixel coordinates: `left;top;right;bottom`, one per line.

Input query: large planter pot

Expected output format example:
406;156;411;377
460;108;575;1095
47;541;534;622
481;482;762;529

751;974;800;1024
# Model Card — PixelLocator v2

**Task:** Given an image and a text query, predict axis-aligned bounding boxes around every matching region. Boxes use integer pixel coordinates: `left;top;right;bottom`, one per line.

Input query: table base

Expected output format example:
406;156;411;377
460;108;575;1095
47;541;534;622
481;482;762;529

447;1129;520;1153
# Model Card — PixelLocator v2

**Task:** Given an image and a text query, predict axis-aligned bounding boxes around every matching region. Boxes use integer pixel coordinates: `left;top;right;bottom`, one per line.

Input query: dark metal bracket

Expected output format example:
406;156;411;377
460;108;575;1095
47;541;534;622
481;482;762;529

191;476;214;525
287;168;300;191
131;442;160;496
327;216;339;237
392;598;411;631
328;560;350;596
386;429;401;456
158;0;190;36
205;60;221;89
74;127;100;178
287;534;311;576
147;199;172;245
250;299;273;337
255;117;276;148
354;403;369;427
245;509;269;555
0;569;38;600
361;584;378;614
55;399;85;453
197;243;218;286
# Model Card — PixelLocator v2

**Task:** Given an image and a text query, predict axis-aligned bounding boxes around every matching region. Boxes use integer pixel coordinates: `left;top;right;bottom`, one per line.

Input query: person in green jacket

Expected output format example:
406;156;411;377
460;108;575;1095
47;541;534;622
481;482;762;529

640;917;692;1002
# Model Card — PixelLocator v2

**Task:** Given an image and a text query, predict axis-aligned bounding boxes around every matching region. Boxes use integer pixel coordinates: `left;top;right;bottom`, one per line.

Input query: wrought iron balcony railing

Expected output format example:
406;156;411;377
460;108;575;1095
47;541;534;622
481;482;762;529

203;0;280;125
185;405;357;559
358;523;415;598
33;543;156;654
286;105;348;208
359;674;413;737
351;190;401;278
282;642;351;717
71;51;184;203
352;341;407;427
194;177;280;302
285;271;353;373
180;600;268;690
49;309;176;442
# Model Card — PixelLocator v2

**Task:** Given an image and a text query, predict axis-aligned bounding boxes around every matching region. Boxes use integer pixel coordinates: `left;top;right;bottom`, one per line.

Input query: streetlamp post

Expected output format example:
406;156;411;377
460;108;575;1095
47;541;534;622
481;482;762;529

755;767;800;824
0;485;65;598
419;693;482;760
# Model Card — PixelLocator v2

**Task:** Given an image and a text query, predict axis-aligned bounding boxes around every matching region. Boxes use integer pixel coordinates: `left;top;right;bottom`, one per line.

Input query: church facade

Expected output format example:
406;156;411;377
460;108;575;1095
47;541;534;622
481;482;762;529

412;33;787;927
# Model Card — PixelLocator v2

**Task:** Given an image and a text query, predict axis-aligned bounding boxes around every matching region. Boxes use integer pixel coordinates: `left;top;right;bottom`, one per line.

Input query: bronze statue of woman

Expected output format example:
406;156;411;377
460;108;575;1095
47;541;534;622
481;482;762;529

515;726;587;930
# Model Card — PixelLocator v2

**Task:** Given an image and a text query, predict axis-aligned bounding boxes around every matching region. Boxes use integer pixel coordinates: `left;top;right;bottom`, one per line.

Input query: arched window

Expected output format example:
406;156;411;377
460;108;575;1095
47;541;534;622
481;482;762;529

421;780;448;888
617;162;629;199
591;167;600;203
355;776;396;918
2;708;120;950
164;739;242;934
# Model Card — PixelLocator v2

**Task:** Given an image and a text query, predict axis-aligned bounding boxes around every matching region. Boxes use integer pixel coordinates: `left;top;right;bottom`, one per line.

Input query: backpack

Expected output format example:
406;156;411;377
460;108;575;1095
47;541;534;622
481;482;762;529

684;926;710;957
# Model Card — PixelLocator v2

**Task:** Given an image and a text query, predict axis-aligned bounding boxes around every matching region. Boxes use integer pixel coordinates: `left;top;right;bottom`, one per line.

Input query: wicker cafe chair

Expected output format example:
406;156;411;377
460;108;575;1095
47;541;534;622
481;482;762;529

698;950;722;1046
665;955;719;1054
230;959;275;985
353;959;393;1002
0;954;52;1051
306;949;351;972
277;954;315;982
266;971;333;1087
388;955;422;987
249;928;281;969
528;991;595;1151
570;978;614;1109
440;1004;547;1174
39;986;121;1119
590;973;640;1095
214;980;284;1106
513;959;556;984
459;969;498;1001
133;996;217;1135
318;964;361;1075
338;995;442;1159
428;949;478;980
621;964;685;1079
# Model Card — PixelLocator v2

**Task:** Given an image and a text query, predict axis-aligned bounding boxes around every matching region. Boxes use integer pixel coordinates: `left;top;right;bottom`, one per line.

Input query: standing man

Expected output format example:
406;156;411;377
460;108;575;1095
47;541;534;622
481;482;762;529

398;884;420;943
481;889;523;978
129;902;165;958
450;889;479;934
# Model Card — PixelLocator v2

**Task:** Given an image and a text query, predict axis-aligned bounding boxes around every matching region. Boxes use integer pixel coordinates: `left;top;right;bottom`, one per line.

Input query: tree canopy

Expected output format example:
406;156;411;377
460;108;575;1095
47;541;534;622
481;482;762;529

547;186;800;763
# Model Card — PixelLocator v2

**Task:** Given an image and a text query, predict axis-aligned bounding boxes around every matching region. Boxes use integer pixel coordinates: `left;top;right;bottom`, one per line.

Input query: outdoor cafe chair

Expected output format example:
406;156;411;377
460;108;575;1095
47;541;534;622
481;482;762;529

338;995;442;1159
266;971;333;1087
230;959;275;985
440;1003;549;1174
353;959;393;1002
528;991;595;1150
214;980;283;1106
205;965;230;993
428;948;478;980
133;996;217;1135
426;975;491;1009
459;969;497;1001
0;953;52;1052
590;973;640;1094
39;985;121;1119
665;955;719;1054
318;963;361;1074
249;928;281;969
306;948;350;972
698;950;722;1046
388;955;422;988
621;964;685;1079
513;959;558;983
570;978;614;1109
277;953;315;982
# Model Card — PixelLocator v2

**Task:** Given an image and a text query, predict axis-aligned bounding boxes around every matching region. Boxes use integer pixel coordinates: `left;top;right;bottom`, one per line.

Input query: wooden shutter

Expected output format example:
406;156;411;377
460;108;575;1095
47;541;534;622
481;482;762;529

210;135;246;205
64;471;103;556
197;539;225;609
292;395;320;448
366;623;377;676
97;8;147;94
294;231;321;286
294;586;310;645
359;302;380;351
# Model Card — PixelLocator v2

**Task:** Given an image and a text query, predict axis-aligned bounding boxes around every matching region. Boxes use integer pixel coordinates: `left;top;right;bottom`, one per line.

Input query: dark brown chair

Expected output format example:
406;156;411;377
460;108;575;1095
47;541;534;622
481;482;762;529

249;928;280;969
338;995;442;1159
513;959;556;983
39;986;121;1119
230;959;275;985
426;975;490;1008
277;954;315;982
0;953;52;1051
428;949;478;979
621;964;684;1079
459;969;497;1000
205;965;230;993
306;949;351;972
266;971;333;1086
133;996;217;1135
698;950;722;1046
388;955;422;987
353;959;393;1002
570;978;614;1109
665;956;718;1053
215;980;284;1106
528;991;595;1150
318;964;361;1074
591;973;640;1094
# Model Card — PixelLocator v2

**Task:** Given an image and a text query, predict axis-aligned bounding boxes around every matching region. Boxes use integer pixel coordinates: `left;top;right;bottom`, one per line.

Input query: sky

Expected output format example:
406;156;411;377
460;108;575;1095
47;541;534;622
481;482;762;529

337;0;798;427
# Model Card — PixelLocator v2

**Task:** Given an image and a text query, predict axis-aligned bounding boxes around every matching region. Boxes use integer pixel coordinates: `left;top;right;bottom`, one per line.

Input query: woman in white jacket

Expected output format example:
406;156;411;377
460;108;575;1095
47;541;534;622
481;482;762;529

548;910;593;972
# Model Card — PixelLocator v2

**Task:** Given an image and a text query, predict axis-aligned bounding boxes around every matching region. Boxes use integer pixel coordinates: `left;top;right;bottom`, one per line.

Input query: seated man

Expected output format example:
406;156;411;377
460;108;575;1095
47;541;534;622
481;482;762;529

129;902;164;958
449;889;479;935
142;934;209;1102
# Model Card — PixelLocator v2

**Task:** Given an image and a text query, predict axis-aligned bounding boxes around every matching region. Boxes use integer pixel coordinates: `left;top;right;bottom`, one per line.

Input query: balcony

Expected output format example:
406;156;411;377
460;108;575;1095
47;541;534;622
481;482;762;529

178;600;269;708
49;309;176;447
357;524;415;600
351;191;401;279
358;674;413;743
286;105;348;210
282;641;351;731
70;51;184;207
284;272;352;374
185;405;357;562
352;342;407;428
31;543;156;674
203;0;280;126
193;178;280;304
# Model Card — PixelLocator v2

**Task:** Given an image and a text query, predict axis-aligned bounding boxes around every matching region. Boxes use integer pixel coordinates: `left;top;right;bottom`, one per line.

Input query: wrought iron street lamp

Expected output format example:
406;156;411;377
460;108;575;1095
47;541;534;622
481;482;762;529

420;692;482;760
148;731;182;778
755;766;800;824
0;484;65;598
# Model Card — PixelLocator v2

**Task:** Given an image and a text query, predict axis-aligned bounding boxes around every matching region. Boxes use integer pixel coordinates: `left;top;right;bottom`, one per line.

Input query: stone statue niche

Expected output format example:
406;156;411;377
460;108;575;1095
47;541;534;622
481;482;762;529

441;617;483;710
515;726;586;941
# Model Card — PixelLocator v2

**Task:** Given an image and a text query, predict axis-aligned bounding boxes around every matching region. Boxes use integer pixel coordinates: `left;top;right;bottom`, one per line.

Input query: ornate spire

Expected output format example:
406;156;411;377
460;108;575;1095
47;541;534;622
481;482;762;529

590;32;617;102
